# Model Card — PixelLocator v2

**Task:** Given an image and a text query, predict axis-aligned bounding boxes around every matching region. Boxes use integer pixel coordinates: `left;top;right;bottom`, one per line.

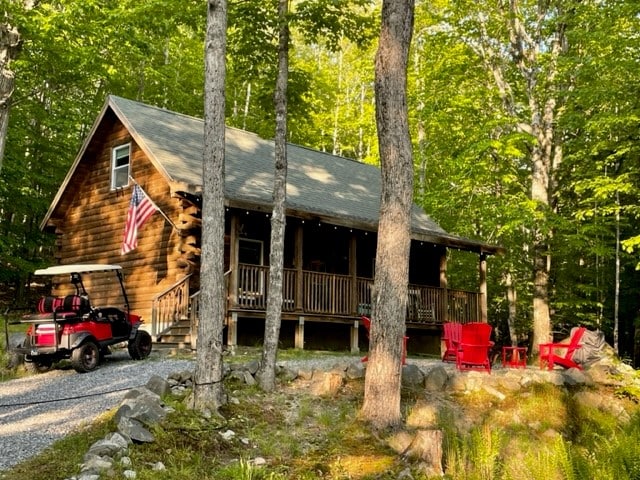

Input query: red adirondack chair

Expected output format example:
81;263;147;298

455;322;494;373
539;326;586;370
360;315;408;365
442;322;462;363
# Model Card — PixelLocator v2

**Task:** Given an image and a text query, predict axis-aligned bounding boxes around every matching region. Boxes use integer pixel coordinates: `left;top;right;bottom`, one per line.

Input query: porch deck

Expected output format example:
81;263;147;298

151;264;482;353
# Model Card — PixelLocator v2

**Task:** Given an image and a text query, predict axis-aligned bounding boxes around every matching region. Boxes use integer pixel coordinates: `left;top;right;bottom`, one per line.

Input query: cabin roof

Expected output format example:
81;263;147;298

43;95;503;255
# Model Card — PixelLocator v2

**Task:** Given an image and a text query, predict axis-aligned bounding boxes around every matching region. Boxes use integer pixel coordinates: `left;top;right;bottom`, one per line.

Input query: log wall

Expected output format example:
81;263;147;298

47;119;186;325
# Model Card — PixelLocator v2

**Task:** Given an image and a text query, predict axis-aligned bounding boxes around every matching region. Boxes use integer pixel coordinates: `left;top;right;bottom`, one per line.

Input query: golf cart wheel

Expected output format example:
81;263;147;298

128;330;152;360
25;360;52;373
71;341;100;373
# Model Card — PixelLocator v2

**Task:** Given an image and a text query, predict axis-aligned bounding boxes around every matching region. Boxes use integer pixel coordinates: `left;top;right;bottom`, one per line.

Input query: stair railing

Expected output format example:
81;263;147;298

151;274;192;339
188;290;200;350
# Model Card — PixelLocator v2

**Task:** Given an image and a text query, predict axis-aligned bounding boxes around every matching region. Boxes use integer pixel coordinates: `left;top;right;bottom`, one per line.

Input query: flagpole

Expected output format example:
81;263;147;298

128;176;179;231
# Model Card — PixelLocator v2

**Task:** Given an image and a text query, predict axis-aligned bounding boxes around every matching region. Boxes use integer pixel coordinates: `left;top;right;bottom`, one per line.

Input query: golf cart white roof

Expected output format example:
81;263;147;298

34;264;122;275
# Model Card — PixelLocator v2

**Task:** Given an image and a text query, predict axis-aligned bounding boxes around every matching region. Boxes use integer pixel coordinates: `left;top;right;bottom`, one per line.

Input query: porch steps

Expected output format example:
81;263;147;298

154;319;194;354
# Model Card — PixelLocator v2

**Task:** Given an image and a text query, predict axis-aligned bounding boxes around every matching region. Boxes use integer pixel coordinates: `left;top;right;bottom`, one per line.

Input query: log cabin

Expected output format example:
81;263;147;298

40;95;503;356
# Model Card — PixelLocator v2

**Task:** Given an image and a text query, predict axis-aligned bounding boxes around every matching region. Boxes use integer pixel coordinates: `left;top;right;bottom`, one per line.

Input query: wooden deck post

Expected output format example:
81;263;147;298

227;312;238;347
350;319;360;354
349;233;358;315
295;316;305;349
295;224;304;311
229;213;239;308
479;253;487;322
439;252;448;323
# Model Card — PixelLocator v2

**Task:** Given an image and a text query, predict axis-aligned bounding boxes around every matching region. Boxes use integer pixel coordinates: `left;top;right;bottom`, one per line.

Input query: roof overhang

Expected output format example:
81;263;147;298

219;195;504;256
411;232;505;255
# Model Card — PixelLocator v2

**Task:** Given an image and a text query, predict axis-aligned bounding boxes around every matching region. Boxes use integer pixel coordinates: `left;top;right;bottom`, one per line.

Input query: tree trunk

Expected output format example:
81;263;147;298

332;50;343;156
472;0;565;355
243;81;251;130
614;189;620;353
192;0;227;414
257;0;289;392
361;0;414;431
505;271;518;346
0;22;20;172
529;93;559;352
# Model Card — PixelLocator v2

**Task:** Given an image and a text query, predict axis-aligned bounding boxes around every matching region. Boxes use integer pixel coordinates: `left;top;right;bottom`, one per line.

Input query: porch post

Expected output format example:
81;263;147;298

295;316;305;349
350;319;360;354
229;213;239;309
227;312;238;347
439;252;448;322
295;224;304;311
349;233;358;315
479;253;488;323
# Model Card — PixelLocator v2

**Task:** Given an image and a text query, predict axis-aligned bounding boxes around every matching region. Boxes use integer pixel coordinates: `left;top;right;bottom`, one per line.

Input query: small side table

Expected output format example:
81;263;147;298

502;346;527;368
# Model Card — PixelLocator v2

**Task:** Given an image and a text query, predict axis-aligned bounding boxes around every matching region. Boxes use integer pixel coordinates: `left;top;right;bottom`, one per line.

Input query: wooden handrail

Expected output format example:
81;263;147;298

153;273;193;301
188;269;231;349
151;274;192;337
183;266;483;350
229;264;481;323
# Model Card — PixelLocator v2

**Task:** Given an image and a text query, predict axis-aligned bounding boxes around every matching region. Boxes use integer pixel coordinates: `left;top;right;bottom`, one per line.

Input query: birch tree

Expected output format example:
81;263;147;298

442;0;568;352
192;0;227;413
361;0;414;430
249;0;374;391
257;0;289;392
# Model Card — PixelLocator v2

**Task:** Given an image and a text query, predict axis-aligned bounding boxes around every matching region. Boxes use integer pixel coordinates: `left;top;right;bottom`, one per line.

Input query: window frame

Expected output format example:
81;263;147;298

110;143;131;190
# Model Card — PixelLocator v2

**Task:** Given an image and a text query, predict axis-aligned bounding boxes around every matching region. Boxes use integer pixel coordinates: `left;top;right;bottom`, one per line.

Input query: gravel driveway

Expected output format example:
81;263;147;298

0;349;195;471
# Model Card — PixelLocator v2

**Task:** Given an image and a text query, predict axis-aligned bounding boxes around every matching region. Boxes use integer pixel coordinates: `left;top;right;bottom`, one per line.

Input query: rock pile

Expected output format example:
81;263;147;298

63;352;639;479
64;378;172;480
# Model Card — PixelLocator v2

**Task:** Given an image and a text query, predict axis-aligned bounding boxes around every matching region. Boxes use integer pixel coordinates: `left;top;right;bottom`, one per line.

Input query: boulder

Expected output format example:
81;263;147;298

345;361;365;380
406;400;439;428
401;364;424;390
146;375;171;397
310;371;344;396
424;365;448;391
117;416;155;443
403;430;444;478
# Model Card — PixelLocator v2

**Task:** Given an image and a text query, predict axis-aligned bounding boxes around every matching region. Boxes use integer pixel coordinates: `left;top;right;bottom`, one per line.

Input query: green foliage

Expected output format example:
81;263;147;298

226;0;378;151
293;0;377;50
0;0;207;300
403;0;640;354
440;401;505;479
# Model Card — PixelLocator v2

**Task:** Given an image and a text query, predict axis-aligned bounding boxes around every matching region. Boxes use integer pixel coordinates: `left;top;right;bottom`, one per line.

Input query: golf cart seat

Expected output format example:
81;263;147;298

23;294;91;322
60;294;91;314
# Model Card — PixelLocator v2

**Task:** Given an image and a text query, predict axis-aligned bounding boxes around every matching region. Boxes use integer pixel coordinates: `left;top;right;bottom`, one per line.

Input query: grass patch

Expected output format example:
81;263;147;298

1;315;28;382
1;413;115;480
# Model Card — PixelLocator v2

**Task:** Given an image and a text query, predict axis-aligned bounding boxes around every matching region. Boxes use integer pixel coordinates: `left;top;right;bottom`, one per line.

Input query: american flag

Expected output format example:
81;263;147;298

120;184;158;254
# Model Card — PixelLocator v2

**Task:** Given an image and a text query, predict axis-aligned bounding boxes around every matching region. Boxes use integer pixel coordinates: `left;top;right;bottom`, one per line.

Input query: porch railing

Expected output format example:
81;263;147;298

232;264;481;323
151;274;192;338
303;271;352;314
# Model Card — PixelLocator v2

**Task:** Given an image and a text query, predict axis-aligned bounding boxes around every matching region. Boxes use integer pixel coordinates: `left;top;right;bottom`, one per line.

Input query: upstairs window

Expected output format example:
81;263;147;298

111;144;131;189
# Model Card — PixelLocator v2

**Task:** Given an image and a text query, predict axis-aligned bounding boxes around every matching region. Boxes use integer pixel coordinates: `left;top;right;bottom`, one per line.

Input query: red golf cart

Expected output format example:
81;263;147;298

12;264;152;373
